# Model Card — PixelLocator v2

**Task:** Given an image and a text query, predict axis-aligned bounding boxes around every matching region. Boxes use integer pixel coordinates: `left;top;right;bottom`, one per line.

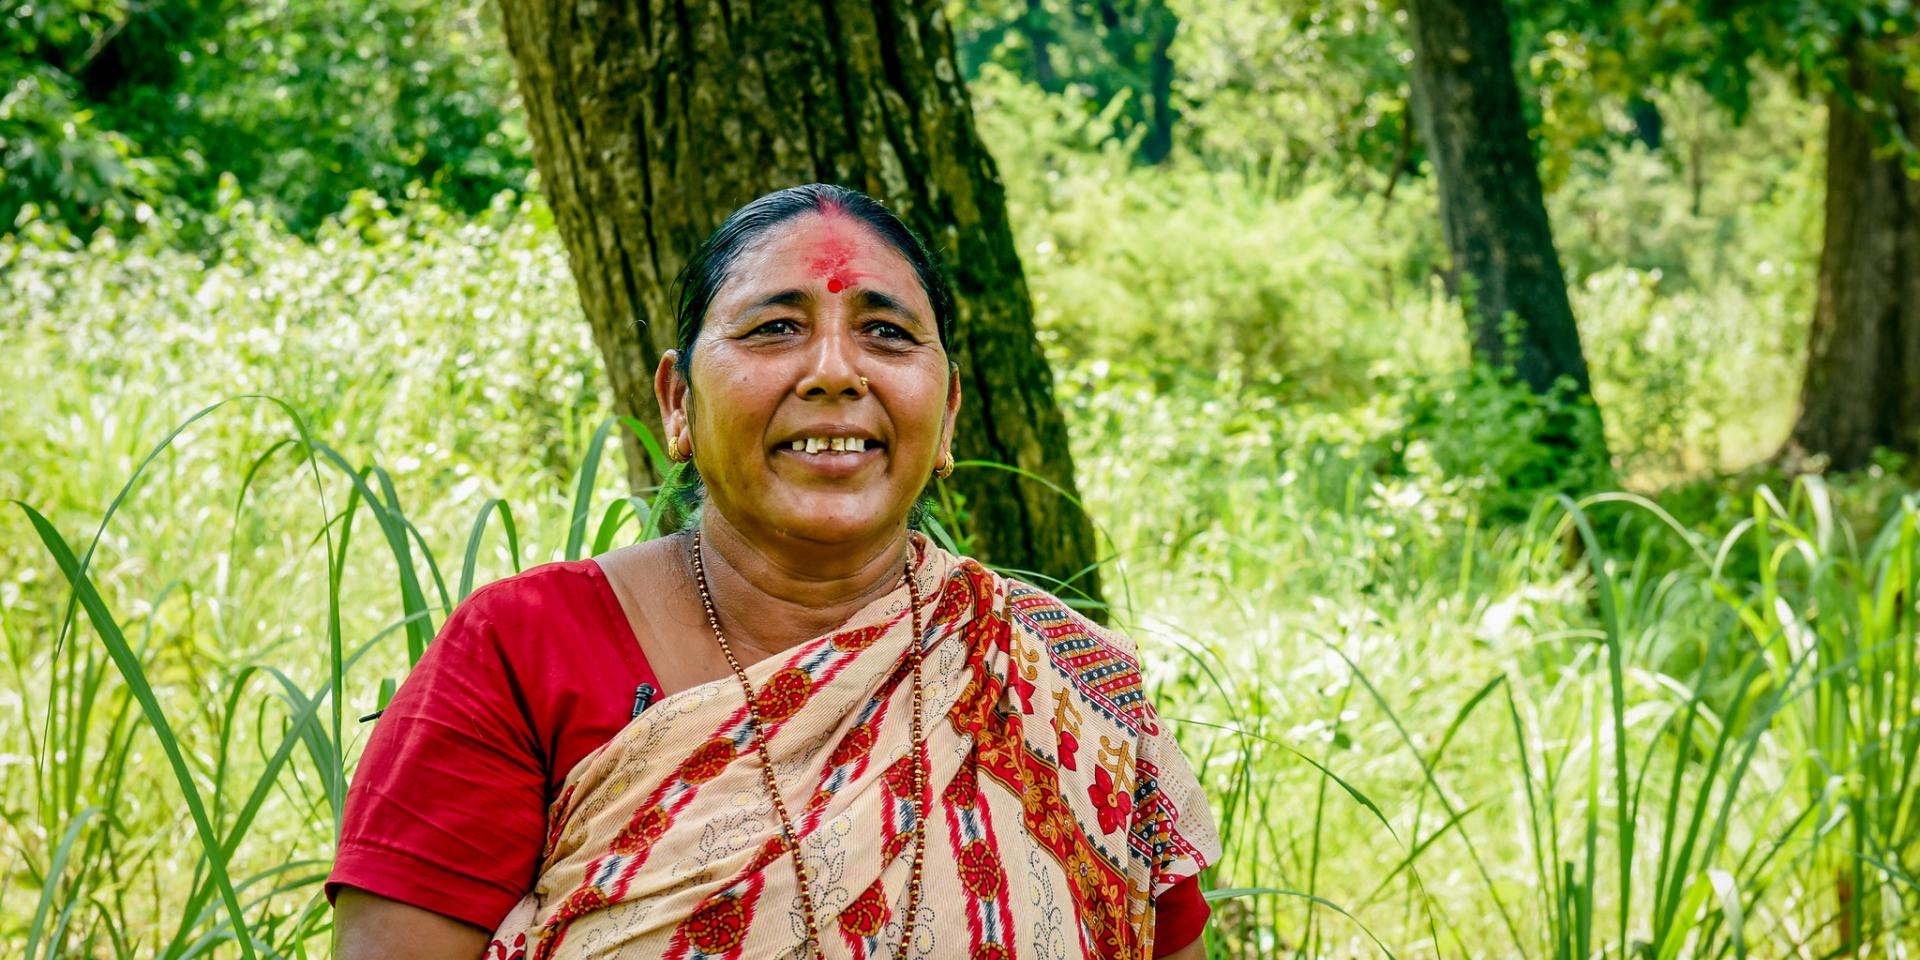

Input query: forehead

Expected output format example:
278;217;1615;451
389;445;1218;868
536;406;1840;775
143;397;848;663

711;212;932;316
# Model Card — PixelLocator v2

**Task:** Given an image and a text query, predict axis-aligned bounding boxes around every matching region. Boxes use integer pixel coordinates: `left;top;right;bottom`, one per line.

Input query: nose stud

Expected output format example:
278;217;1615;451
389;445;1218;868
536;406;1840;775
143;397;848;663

859;376;870;390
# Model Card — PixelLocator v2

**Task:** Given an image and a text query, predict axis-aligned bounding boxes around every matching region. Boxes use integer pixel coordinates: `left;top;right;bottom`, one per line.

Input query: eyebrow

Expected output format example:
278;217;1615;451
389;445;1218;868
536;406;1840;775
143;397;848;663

740;287;924;324
849;288;919;322
744;289;812;313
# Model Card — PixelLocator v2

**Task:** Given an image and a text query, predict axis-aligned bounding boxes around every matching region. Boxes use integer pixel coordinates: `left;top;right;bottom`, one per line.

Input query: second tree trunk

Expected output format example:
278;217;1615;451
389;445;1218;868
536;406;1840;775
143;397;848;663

1404;0;1596;401
1788;42;1920;470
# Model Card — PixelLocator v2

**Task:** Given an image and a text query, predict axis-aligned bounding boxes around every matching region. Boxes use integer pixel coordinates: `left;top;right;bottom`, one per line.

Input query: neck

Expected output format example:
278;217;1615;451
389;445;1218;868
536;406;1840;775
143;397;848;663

690;510;912;659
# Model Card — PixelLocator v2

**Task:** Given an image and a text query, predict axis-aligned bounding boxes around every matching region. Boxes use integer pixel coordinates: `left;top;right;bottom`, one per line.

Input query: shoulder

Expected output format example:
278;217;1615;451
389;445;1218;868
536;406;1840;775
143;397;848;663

416;560;624;675
991;570;1142;661
454;559;615;634
965;565;1158;729
913;541;1137;660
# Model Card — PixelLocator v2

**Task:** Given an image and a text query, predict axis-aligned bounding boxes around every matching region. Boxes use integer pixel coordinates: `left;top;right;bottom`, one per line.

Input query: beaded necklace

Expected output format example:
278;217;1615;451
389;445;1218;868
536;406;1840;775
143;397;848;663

691;530;928;958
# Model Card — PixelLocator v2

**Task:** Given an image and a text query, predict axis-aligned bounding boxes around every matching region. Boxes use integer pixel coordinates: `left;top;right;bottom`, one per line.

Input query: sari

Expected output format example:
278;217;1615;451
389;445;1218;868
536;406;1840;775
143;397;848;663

486;537;1219;960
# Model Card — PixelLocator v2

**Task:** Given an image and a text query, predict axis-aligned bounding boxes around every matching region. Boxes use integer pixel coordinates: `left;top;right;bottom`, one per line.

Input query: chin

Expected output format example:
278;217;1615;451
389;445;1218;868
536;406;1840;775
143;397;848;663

770;498;908;545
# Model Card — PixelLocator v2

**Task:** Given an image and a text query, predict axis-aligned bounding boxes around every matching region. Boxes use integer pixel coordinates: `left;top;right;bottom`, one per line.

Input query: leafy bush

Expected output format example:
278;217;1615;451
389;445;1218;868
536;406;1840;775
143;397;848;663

0;63;160;232
1393;364;1613;517
973;65;1454;395
0;0;530;239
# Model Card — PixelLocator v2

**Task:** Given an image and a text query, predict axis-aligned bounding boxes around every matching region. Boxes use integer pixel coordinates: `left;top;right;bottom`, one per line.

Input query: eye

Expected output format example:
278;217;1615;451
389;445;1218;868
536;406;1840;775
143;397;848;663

866;320;914;341
749;318;800;336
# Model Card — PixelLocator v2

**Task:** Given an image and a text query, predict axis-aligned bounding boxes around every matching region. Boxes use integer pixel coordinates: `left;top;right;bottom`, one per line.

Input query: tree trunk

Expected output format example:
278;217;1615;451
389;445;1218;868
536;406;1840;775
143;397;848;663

1139;2;1178;165
1787;44;1920;471
1089;0;1180;165
1404;0;1596;401
1020;0;1060;92
495;0;1104;607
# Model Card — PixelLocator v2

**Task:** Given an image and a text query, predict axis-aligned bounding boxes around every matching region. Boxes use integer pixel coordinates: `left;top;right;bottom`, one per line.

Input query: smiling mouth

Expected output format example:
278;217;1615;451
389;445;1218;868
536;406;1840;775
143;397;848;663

774;439;883;477
778;437;883;454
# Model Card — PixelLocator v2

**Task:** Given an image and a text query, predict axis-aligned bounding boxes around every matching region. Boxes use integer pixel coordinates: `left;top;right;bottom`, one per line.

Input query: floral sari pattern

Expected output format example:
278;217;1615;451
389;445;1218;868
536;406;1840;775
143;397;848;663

488;538;1219;960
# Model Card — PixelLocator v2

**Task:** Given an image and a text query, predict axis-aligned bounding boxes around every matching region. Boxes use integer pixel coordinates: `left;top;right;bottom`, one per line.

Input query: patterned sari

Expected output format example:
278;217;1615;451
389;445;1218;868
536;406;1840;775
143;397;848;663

486;537;1219;960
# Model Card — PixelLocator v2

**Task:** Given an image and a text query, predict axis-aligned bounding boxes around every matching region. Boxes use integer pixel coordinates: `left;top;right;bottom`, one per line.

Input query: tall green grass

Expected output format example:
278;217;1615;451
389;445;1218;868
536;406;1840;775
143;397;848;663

8;396;1915;956
4;119;1912;955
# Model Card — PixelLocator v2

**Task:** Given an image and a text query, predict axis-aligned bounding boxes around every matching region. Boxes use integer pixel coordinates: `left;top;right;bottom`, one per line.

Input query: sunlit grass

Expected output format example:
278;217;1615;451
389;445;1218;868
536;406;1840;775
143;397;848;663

4;188;1914;958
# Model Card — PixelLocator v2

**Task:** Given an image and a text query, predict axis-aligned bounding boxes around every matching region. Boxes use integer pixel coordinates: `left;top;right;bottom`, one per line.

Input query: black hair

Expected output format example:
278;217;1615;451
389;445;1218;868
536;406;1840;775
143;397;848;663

656;183;956;532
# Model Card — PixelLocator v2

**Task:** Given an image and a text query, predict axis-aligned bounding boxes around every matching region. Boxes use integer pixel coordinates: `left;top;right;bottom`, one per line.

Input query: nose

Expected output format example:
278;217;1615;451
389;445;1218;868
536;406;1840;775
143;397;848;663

794;318;867;399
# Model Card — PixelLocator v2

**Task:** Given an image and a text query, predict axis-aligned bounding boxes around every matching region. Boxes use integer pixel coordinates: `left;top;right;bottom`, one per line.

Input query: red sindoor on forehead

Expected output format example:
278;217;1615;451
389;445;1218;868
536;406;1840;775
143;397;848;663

806;217;865;295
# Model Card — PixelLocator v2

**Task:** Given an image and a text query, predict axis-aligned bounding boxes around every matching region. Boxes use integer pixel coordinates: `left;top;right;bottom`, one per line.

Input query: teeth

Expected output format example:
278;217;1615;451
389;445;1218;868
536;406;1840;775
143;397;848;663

790;436;871;453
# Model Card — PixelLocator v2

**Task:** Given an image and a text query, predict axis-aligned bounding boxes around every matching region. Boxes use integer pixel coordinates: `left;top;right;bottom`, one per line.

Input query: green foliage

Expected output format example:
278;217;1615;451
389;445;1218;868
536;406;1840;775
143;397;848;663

3;140;1915;956
977;59;1823;487
1515;0;1919;177
5;0;1917;956
0;62;159;232
0;0;529;238
972;65;1452;391
1395;366;1612;518
1169;0;1413;184
955;0;1415;182
953;0;1185;162
165;0;530;230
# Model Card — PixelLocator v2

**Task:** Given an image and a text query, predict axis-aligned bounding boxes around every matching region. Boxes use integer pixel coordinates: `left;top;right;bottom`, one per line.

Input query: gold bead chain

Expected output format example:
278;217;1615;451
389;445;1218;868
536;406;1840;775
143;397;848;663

692;530;928;959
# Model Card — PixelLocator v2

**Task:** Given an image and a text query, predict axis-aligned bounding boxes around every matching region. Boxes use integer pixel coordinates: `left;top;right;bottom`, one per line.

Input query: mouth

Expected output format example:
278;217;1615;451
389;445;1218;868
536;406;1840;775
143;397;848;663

772;433;886;475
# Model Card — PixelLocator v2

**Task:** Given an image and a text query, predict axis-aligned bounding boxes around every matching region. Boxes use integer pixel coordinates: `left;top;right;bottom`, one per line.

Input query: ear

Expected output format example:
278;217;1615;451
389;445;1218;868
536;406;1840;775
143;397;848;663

938;361;963;456
655;350;690;447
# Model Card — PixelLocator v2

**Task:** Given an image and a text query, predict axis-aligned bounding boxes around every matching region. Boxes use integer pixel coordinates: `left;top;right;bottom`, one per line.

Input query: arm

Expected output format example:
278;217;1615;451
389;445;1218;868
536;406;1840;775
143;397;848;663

325;597;550;959
1161;931;1208;960
334;886;492;960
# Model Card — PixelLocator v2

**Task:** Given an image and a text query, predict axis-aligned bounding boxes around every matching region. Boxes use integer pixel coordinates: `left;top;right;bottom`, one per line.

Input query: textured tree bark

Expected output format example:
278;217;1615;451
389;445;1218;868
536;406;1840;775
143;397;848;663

495;0;1103;608
1788;44;1920;471
1403;0;1596;402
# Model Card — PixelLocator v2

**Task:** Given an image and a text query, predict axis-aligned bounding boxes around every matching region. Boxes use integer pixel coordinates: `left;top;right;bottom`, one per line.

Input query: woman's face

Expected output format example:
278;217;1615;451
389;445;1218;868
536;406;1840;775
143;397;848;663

658;211;960;549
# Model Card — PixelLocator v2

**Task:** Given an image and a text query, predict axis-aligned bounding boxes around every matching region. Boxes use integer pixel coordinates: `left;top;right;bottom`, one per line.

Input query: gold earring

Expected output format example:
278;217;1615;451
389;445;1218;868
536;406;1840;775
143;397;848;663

933;452;955;480
668;434;691;463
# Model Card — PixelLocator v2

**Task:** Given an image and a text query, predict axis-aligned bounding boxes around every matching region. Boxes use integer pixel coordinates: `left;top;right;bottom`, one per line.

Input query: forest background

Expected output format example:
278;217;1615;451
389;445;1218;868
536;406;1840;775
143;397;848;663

3;0;1919;957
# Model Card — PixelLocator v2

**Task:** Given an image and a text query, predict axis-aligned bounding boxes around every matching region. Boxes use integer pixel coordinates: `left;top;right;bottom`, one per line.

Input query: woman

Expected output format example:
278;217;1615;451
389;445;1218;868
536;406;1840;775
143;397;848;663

329;184;1219;960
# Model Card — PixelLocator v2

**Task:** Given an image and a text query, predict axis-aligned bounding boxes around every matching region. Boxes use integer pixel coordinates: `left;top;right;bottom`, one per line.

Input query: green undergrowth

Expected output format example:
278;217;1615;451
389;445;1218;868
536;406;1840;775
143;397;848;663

3;169;1914;957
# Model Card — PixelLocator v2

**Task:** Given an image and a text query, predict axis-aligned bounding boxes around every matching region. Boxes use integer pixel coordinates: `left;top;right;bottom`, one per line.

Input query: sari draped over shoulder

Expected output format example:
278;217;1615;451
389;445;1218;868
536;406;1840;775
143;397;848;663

487;538;1219;960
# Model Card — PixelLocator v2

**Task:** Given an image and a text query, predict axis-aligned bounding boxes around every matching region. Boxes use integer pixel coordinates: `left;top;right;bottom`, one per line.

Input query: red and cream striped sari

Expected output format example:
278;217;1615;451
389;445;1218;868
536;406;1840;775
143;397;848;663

487;536;1219;960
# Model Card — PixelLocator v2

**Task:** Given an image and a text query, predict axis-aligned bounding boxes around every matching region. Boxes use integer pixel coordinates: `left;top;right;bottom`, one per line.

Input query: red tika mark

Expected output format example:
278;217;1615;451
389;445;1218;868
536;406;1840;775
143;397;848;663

808;229;863;295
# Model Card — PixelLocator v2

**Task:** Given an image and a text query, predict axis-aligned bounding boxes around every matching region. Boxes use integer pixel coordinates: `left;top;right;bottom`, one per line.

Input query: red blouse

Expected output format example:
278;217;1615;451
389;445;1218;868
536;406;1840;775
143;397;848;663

326;560;1209;954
